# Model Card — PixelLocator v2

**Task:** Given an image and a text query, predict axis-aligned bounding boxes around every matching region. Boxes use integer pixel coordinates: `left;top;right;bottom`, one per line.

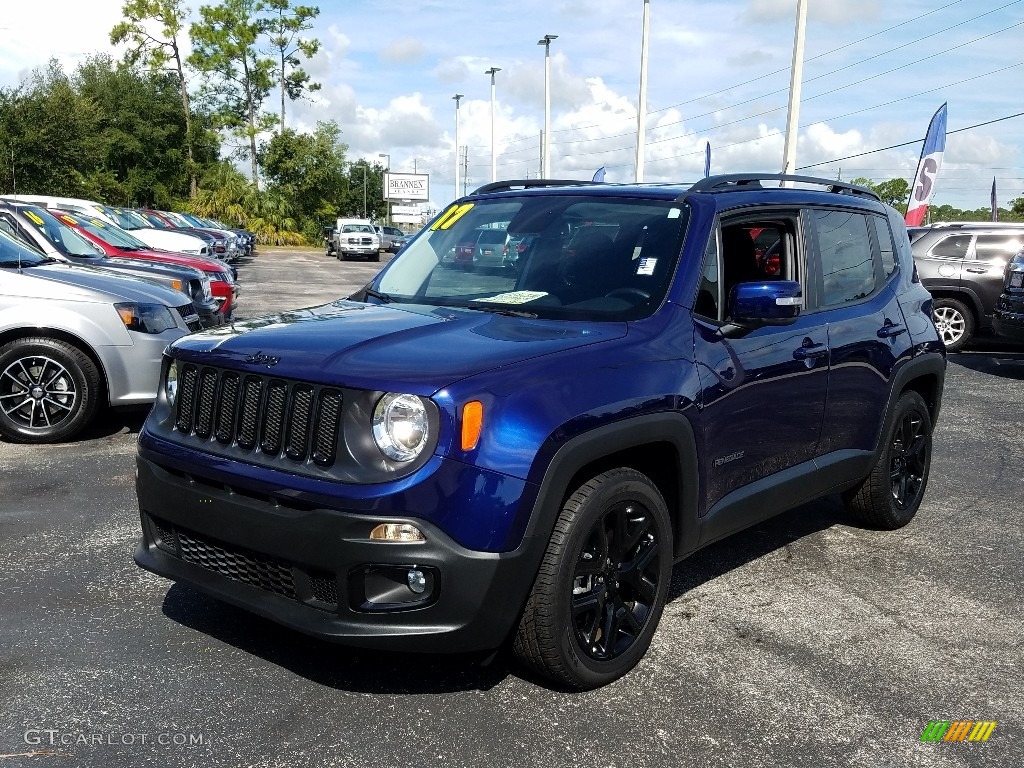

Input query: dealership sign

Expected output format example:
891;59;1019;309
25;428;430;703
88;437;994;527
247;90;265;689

385;173;429;201
390;205;421;215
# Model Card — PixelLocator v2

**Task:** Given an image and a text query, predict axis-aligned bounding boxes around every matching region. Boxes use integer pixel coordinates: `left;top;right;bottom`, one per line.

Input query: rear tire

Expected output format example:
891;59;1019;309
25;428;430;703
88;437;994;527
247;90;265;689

0;337;102;444
513;468;672;690
842;391;933;529
932;298;974;352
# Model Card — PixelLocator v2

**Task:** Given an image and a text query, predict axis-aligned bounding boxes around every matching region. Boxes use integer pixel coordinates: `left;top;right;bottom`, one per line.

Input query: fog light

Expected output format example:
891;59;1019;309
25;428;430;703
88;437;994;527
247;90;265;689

369;523;425;542
407;569;427;594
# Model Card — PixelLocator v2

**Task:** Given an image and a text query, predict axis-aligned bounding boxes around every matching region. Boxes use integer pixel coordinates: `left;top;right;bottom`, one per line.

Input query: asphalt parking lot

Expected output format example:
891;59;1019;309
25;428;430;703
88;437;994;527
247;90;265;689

1;246;1022;768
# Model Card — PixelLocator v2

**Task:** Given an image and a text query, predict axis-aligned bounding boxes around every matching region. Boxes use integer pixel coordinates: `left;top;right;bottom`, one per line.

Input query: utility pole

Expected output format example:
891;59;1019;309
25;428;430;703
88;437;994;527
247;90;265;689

781;0;808;182
635;0;650;182
538;34;557;178
462;146;469;196
453;94;463;201
485;67;501;182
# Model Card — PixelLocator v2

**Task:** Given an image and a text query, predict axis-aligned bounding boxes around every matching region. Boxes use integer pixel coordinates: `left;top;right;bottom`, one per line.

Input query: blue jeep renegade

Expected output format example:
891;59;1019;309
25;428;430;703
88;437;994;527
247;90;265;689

135;175;946;689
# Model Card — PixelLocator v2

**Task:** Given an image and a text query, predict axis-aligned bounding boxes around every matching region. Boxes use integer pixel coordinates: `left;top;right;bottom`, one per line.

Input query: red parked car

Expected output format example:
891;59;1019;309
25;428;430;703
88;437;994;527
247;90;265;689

54;211;239;318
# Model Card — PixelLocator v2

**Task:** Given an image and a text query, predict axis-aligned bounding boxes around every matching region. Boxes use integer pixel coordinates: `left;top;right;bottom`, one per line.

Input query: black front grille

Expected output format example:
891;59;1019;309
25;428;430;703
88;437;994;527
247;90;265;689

177;528;296;599
173;364;343;468
174;304;203;333
147;515;338;609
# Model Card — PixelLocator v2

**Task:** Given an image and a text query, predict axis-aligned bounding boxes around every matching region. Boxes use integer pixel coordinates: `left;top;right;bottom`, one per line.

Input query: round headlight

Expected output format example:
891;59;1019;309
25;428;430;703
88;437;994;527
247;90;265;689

372;393;429;461
165;361;178;406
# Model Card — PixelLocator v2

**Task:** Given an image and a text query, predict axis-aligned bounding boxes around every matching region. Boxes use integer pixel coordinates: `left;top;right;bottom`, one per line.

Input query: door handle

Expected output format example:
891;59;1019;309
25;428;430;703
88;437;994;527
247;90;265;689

793;341;828;360
877;323;908;338
964;267;988;273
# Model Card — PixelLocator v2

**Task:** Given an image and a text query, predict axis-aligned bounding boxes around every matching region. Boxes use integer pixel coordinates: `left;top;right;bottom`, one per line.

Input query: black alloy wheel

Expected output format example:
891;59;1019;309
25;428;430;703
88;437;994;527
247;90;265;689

889;407;928;511
571;500;661;661
842;390;933;529
514;468;672;690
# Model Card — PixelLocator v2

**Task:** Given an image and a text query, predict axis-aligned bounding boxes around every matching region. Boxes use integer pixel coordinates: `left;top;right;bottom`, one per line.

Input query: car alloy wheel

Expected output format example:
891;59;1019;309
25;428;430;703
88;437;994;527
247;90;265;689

842;391;933;529
571;500;661;661
513;468;671;689
932;303;969;348
1;355;79;431
0;338;101;443
889;408;928;511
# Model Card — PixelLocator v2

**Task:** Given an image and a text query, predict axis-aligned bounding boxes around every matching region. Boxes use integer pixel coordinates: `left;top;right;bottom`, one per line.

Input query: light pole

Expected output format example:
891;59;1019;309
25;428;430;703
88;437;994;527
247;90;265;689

379;153;391;224
635;0;650;182
485;67;501;183
453;93;463;200
538;35;557;178
781;0;808;182
362;163;367;219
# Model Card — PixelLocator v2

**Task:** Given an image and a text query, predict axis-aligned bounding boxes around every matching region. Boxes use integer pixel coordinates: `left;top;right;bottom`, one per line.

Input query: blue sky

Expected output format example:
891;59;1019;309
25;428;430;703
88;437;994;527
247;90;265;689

2;0;1022;211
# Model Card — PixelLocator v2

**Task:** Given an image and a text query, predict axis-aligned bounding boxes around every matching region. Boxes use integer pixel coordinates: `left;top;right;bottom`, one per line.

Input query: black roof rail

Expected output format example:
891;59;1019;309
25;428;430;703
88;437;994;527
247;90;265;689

469;179;600;196
684;173;880;201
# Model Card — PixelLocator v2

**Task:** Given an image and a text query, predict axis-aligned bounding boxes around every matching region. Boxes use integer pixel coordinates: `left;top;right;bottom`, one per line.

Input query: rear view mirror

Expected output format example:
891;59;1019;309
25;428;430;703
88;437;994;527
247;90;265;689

729;280;802;326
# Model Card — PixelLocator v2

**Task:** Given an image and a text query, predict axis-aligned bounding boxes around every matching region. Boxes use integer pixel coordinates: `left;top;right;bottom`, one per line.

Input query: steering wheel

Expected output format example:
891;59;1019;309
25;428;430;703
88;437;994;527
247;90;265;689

605;287;651;303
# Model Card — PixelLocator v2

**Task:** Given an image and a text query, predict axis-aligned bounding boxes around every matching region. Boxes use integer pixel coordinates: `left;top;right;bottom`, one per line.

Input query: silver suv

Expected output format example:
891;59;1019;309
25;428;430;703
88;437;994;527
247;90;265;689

911;222;1024;351
0;229;197;443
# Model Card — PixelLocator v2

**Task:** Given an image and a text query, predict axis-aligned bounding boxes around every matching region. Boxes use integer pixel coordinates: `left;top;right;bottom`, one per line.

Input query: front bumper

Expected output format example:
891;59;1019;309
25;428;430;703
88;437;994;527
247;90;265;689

134;455;542;652
993;291;1024;342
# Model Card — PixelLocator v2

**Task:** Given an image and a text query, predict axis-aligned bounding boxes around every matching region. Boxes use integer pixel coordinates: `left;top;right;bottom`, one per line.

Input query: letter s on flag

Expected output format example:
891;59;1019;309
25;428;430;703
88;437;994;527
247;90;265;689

905;103;947;227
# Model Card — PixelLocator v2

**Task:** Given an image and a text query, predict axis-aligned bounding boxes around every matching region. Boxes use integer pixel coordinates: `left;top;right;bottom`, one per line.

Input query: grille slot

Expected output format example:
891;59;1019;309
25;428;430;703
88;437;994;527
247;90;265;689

285;386;314;461
261;381;288;455
170;365;343;468
216;373;240;444
174;304;203;333
175;365;199;432
313;391;342;466
194;369;218;438
237;377;263;449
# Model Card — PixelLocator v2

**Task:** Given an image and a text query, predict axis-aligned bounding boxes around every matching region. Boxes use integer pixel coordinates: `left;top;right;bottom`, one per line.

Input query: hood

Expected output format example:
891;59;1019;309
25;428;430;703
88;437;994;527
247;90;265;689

170;300;625;394
114;247;229;277
130;227;207;251
26;262;193;307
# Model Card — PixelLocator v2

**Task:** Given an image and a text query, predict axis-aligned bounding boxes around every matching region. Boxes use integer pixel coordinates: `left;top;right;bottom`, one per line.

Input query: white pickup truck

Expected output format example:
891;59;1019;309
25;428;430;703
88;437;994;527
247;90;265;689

327;218;380;262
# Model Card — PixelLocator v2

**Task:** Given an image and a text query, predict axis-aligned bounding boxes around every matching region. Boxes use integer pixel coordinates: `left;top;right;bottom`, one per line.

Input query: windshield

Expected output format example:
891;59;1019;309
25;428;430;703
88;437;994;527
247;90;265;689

179;213;205;228
103;206;151;230
342;224;374;234
17;205;102;258
59;213;149;250
374;195;689;321
139;211;171;229
0;228;50;267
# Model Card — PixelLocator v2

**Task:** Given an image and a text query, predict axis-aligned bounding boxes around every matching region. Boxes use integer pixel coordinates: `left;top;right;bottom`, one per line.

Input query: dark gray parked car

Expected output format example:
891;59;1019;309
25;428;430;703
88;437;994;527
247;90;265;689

910;223;1024;351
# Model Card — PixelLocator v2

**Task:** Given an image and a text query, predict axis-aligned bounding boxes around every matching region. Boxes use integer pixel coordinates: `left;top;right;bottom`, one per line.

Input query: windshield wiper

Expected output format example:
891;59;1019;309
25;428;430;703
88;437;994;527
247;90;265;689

362;287;393;303
465;303;538;318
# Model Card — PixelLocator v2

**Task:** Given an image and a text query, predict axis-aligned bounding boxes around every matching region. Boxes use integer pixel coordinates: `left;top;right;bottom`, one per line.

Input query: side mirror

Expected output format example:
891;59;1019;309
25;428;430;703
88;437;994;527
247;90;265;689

729;280;802;326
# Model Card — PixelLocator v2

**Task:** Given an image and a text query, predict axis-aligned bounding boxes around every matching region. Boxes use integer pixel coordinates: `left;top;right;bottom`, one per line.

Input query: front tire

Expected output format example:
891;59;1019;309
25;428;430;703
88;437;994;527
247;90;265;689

932;298;974;352
842;391;933;529
0;337;102;443
513;468;672;690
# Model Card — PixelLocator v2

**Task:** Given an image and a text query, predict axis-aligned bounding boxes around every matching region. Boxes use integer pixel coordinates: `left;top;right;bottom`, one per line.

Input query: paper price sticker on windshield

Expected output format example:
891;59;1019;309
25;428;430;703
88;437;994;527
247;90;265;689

24;210;45;226
480;291;547;304
636;258;657;276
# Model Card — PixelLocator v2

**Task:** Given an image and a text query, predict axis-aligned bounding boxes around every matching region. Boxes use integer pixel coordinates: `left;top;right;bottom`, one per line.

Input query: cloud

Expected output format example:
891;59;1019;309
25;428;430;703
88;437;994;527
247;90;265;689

379;38;427;65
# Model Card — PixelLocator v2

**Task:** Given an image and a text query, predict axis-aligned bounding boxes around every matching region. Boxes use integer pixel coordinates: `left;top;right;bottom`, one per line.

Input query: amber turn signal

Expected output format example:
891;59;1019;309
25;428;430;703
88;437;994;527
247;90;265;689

461;400;483;451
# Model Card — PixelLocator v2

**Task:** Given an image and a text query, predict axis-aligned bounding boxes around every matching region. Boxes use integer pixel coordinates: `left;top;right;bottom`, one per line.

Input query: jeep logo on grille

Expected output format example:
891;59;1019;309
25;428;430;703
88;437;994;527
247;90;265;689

244;351;280;367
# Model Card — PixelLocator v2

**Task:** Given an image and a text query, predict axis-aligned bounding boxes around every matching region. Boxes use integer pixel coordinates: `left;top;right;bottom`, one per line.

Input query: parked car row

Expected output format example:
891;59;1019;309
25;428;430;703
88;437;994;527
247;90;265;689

0;193;251;444
910;221;1024;350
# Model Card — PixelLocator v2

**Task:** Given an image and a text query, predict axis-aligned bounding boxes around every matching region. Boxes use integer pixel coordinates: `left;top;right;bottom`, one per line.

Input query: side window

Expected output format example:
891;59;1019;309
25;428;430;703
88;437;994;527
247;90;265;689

973;234;1024;262
693;232;720;319
930;235;970;259
871;216;898;278
812;210;877;306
